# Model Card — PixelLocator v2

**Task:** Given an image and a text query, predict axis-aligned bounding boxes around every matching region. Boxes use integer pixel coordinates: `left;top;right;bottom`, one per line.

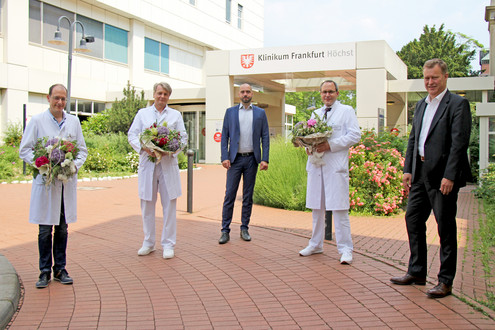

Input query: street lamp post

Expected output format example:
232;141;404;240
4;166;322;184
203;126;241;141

48;16;94;114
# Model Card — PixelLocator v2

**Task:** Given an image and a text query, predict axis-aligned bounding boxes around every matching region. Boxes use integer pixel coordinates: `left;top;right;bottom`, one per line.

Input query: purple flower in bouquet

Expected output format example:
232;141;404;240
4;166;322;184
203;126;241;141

169;138;180;151
157;126;170;135
45;138;59;147
50;148;65;164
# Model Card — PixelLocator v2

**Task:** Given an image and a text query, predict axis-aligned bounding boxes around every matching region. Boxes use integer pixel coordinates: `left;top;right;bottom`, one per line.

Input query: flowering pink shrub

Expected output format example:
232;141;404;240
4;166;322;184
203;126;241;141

349;130;406;215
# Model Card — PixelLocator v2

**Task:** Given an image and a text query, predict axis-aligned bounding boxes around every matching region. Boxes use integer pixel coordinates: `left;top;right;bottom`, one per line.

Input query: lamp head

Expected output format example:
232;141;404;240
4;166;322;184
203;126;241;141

48;29;67;45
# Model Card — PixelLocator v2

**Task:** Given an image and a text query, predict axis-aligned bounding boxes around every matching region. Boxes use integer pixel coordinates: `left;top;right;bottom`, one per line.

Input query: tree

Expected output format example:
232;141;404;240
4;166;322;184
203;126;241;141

81;81;148;135
106;81;148;133
397;24;480;79
286;90;356;123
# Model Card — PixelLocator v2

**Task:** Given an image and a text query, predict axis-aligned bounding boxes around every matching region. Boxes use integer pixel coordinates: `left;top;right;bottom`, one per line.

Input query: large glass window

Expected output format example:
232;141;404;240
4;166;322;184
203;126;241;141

29;0;42;43
237;4;243;29
144;38;160;71
104;24;128;64
76;14;103;58
226;0;231;23
144;37;169;74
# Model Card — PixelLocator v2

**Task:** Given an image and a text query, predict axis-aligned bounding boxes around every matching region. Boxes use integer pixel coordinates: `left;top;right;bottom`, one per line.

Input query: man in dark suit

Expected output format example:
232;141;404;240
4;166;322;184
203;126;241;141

390;59;472;298
219;83;270;244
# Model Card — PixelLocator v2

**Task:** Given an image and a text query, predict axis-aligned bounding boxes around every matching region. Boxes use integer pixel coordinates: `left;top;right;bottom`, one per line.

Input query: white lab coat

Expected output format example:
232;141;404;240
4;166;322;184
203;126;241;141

306;101;361;210
19;110;88;225
128;104;188;201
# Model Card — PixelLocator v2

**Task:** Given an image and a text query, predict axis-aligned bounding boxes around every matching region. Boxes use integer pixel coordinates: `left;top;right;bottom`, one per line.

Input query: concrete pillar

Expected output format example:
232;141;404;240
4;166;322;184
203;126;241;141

356;68;387;131
129;19;145;89
205;51;234;164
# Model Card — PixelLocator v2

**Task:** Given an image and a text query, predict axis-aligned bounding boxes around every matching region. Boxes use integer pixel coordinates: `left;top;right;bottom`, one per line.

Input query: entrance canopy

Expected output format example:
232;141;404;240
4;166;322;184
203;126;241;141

204;40;408;163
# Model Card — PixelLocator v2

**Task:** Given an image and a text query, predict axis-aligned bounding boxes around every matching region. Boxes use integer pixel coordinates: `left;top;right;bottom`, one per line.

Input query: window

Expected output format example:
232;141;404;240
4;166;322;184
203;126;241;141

226;0;231;23
144;37;169;74
189;0;196;5
105;24;128;64
29;0;41;43
76;14;103;59
237;4;243;29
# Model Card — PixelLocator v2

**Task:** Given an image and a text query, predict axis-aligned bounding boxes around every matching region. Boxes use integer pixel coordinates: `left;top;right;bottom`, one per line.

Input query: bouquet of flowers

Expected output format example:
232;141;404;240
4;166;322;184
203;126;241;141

139;121;185;162
32;136;80;186
291;115;332;166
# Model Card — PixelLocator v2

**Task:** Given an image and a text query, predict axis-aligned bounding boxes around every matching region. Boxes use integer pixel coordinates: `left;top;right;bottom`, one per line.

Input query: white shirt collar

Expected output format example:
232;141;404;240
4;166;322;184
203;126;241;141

426;88;447;105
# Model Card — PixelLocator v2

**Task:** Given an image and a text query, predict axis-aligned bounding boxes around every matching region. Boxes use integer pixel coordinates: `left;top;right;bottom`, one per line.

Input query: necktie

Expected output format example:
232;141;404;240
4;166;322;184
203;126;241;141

323;107;331;120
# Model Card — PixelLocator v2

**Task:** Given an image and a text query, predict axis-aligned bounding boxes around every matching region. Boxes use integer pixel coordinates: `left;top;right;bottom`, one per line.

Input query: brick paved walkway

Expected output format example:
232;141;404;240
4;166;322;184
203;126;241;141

1;165;494;329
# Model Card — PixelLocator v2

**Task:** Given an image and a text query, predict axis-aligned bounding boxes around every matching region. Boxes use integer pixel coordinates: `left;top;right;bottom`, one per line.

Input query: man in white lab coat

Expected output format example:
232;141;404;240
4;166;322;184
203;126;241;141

19;84;88;288
299;80;361;264
128;82;187;260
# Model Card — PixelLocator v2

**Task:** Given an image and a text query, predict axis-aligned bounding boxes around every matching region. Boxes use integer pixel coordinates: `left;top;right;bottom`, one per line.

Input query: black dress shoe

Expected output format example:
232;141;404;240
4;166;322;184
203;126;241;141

426;282;452;298
390;273;426;285
54;269;73;285
240;229;251;241
36;272;51;289
218;232;230;244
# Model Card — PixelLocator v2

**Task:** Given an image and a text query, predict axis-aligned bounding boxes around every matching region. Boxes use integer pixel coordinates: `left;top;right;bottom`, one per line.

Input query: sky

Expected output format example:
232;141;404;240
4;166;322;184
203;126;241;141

264;0;490;68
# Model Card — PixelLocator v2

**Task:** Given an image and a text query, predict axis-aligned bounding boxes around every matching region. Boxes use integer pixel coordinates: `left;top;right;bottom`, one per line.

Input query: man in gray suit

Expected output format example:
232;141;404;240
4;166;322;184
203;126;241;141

390;59;472;298
219;83;270;244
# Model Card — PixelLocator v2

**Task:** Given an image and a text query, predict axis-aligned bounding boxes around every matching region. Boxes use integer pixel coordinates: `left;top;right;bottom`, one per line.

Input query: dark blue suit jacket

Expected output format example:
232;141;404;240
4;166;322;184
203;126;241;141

221;105;270;164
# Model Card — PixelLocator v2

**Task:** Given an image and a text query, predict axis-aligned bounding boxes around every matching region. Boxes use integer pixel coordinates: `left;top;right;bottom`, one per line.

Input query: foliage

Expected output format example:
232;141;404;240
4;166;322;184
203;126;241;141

2;121;23;146
254;137;308;211
0;145;28;181
254;130;408;216
81;111;110;135
468;102;480;182
349;129;407;215
397;24;479;79
286;90;356;123
106;81;148;133
473;163;495;309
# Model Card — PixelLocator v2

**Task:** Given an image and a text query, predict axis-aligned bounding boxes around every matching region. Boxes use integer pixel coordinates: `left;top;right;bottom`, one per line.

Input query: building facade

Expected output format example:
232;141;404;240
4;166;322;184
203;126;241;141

0;0;263;162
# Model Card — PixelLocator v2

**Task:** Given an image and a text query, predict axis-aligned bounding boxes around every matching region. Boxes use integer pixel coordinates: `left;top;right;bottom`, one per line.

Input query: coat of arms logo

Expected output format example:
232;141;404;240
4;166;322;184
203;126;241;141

241;54;254;69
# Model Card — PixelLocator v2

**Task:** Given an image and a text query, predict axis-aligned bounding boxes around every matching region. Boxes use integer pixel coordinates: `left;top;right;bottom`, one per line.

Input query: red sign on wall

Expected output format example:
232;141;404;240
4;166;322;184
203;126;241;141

213;132;222;142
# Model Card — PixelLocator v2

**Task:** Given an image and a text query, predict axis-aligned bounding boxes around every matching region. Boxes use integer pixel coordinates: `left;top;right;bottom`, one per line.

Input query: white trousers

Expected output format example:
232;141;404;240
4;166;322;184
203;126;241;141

140;165;177;250
308;183;353;254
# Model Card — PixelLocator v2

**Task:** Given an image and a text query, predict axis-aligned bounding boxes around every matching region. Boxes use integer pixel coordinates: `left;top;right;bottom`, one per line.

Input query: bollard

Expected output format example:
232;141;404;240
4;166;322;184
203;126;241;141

325;210;333;240
186;149;194;213
23;104;27;175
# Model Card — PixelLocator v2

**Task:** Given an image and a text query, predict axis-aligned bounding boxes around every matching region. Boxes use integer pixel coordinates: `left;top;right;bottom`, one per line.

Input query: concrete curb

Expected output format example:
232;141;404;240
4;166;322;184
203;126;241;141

0;254;20;330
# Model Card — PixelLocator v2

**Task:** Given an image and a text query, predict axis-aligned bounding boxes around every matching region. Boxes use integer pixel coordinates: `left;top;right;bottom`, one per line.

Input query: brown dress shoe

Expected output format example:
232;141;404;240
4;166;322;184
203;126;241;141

426;283;452;298
390;273;426;285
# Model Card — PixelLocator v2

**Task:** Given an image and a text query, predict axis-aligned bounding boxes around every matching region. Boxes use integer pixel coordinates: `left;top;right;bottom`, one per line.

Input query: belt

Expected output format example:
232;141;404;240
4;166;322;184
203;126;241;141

238;152;254;157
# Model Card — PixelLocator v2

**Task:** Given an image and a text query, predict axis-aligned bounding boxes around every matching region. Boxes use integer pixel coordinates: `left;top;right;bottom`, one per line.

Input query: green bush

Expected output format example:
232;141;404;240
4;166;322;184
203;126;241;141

254;130;408;216
254;137;308;211
82;148;111;173
81;112;110;135
349;130;407;215
0;145;32;182
2;121;23;146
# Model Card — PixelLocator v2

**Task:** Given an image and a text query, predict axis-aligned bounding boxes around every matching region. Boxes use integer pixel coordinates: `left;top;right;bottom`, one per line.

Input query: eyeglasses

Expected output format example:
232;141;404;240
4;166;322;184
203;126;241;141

321;90;337;95
52;96;67;102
